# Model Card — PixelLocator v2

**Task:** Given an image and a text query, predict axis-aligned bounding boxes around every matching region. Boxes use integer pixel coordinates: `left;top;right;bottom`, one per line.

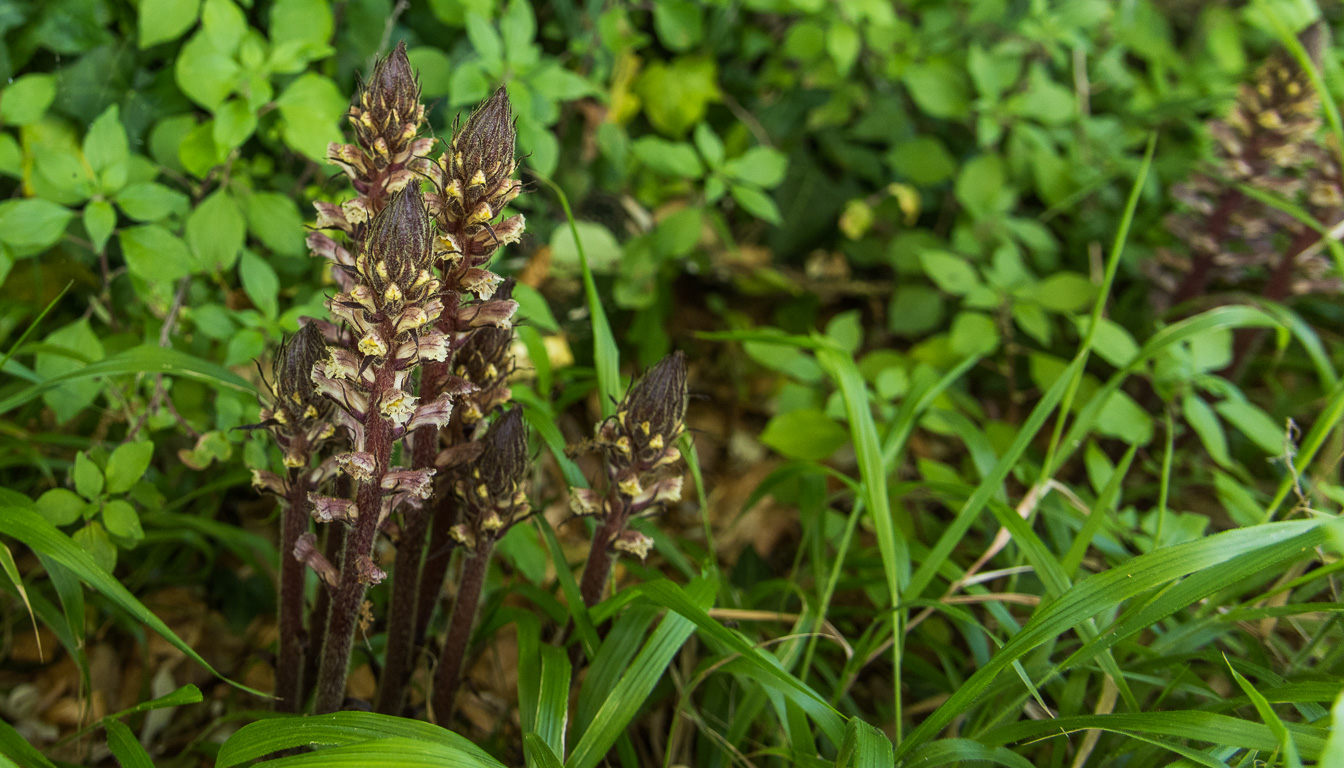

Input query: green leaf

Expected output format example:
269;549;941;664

74;451;104;500
217;712;506;768
1095;389;1153;445
36;488;88;526
239;249;279;318
499;0;536;60
549;220;622;274
187;189;245;271
408;47;453;98
104;719;153;768
246;191;304;255
1030;272;1097;313
826;20;860;74
887;136;957;186
955;153;1009;219
175;31;240;110
0;344;255;415
0;199;73;250
523;734;564;768
201;0;246;53
634;56;719;137
902;60;971;119
1183;393;1231;468
138;0;201;47
34;318;106;424
119;224;193;282
653;0;704;52
269;0;333;52
730;184;782;225
102;499;144;545
1215;397;1285;455
631;136;703;178
465;11;504;66
73;521;116;572
83;201;117;253
0;74;57;125
919;250;979;295
693;123;724;168
115;182;190;222
836;717;894;767
0;506;266;694
213;97;257;150
512;283;559;333
889;284;945;335
0;134;21;177
950;311;1000;356
0;719;57;768
179;120;228;177
761;409;848;461
564;579;713;768
1324;687;1344;765
83;105;129;193
106;441;154;495
724;147;788;188
275;74;347;162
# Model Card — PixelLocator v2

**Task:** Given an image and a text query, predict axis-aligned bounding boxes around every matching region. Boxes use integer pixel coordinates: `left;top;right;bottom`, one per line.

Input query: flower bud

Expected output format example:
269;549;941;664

361;184;434;309
474;407;528;507
274;323;329;424
456;87;516;190
616;351;687;465
355;41;424;158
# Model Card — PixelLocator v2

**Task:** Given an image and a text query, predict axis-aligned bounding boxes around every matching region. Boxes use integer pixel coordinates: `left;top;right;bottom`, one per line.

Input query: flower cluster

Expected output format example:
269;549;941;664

1150;23;1343;306
249;322;335;477
448;407;531;550
573;352;688;605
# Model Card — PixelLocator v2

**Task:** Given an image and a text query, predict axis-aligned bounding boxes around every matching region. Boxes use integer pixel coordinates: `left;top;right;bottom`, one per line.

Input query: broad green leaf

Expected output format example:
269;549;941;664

83;200;117;253
138;0;201;47
82;105;129;193
74;451;104;500
36;489;87;526
408;47;453;98
0;507;265;695
631;136;703;178
73;521;116;572
465;11;504;65
836;718;895;768
1183;393;1231;467
549;220;622;274
106;441;154;494
729;183;782;225
652;0;704;52
245;191;304;255
903;60;971;119
1215;397;1285;455
634;56;720;137
201;0;246;53
760;409;848;461
889;284;945;335
175;31;240;110
269;0;333;51
34;318;106;424
1030;272;1096;313
950;311;1000;356
887;136;957;186
0;74;57;125
102;500;144;545
115;182;190;222
0;199;73;250
213;97;257;150
187;189;245;271
955;153;1009;219
724;147;788;188
119;224;193;282
693;123;724;168
919;250;979;295
827;20;860;74
275;74;347;162
239;249;280;318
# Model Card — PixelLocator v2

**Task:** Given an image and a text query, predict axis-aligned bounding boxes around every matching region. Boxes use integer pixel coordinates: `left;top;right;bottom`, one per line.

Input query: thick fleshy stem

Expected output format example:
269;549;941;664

375;360;449;715
412;489;460;652
277;467;312;712
577;493;627;609
429;538;494;724
315;394;395;714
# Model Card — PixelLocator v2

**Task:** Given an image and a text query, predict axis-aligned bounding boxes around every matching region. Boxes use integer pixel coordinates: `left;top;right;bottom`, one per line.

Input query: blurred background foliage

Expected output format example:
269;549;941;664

4;0;1344;764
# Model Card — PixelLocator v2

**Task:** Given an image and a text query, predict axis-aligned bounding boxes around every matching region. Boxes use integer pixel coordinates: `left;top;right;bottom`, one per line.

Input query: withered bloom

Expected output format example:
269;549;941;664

574;352;690;608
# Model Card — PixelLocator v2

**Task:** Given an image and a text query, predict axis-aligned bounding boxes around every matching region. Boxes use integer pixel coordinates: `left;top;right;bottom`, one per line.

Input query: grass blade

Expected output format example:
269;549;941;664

217;712;505;768
1;505;265;697
104;719;153;768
